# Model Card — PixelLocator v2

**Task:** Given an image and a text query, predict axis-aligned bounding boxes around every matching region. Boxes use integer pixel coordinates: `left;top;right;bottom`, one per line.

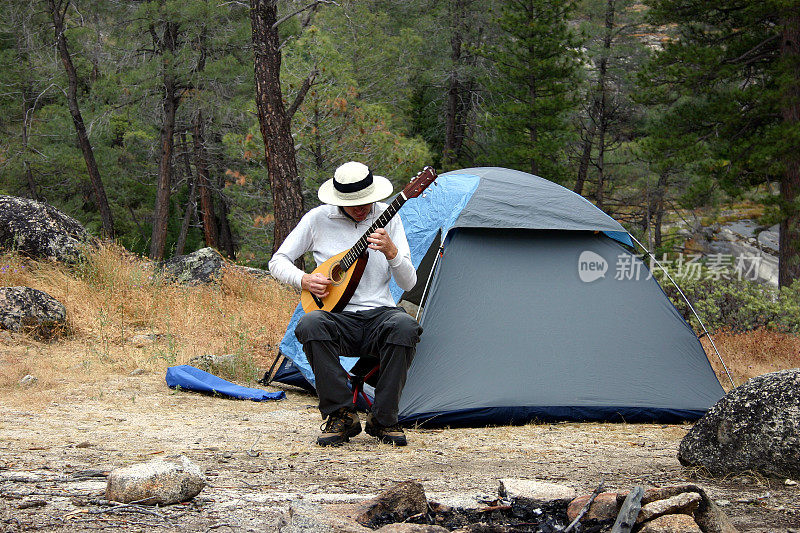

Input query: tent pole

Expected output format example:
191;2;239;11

415;238;446;324
628;234;736;389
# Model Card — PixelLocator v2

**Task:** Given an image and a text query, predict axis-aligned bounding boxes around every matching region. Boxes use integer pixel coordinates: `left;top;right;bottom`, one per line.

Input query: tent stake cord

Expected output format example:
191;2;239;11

628;234;735;389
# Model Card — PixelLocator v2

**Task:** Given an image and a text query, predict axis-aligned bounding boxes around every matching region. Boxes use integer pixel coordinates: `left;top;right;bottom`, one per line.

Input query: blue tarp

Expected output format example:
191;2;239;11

166;365;286;401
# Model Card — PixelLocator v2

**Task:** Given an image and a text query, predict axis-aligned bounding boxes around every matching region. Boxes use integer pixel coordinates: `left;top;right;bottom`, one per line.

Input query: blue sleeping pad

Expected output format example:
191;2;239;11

166;365;286;401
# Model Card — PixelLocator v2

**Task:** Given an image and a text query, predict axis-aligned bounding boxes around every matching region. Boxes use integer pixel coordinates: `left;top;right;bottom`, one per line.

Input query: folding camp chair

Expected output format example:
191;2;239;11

347;357;380;409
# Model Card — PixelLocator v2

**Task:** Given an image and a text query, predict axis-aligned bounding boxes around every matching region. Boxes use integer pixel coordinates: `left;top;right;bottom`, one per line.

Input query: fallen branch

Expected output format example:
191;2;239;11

476;505;512;513
401;512;426;523
564;478;605;533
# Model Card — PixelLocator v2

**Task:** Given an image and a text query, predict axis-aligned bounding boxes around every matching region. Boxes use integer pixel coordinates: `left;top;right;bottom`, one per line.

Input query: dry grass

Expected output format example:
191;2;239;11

702;328;800;390
0;244;297;400
2;244;798;402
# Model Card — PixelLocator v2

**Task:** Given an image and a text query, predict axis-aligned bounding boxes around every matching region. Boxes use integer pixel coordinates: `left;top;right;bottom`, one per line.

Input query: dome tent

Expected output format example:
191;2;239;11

269;167;725;426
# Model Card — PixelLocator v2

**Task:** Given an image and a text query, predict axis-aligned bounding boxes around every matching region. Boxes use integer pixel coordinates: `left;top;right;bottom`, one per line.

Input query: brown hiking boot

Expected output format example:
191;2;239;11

365;413;407;446
317;407;361;447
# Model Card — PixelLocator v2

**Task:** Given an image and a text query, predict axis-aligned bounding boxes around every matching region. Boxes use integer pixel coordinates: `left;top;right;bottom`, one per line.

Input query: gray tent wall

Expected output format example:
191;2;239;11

395;168;725;426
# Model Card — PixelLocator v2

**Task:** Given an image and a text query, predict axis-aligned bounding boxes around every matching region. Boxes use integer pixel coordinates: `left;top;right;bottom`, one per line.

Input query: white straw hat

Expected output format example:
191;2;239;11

318;161;393;206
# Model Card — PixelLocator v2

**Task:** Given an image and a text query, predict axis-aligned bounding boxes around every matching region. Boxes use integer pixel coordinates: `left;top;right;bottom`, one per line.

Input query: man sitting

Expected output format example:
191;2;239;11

268;161;422;446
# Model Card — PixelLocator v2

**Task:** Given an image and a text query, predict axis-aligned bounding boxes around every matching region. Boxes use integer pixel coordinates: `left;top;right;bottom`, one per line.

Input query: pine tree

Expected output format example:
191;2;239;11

480;0;583;181
642;0;800;286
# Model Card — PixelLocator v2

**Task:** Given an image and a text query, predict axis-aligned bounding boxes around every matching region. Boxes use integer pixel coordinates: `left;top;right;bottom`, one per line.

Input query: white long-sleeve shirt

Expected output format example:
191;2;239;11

268;203;417;312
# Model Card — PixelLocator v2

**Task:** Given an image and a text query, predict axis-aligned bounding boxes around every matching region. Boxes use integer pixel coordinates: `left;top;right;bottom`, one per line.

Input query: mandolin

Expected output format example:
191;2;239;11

300;166;438;313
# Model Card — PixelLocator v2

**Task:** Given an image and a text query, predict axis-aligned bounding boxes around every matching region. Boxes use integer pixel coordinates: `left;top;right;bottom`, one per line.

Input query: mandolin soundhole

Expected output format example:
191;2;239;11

329;262;345;285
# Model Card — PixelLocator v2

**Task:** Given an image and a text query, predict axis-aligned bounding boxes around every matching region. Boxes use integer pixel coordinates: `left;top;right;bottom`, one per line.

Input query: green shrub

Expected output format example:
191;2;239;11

654;267;800;334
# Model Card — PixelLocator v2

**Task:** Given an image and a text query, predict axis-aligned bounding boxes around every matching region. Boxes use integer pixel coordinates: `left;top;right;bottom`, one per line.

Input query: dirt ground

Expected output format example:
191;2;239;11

1;372;798;532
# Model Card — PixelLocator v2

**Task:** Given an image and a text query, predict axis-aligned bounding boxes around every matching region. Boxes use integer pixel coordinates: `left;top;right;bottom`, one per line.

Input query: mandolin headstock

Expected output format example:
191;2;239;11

402;166;437;199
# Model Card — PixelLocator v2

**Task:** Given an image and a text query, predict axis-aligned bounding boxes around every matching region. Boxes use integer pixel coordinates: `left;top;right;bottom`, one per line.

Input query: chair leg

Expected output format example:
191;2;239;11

349;364;379;410
360;389;373;407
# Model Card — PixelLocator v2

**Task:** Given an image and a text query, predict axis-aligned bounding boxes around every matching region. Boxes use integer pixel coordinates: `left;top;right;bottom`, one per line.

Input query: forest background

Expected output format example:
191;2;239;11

1;0;799;290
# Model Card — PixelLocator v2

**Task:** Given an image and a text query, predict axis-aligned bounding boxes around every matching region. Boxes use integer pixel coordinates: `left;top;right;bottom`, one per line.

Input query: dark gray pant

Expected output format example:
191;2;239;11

295;306;422;426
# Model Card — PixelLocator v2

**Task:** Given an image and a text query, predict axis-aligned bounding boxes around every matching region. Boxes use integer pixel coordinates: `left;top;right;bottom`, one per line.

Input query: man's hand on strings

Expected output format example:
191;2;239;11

367;228;398;260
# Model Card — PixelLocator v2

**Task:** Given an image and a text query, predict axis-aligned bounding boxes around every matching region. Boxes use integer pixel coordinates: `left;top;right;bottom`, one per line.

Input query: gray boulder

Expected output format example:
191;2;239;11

0;195;93;262
160;247;223;284
106;455;205;505
0;287;67;339
678;369;800;479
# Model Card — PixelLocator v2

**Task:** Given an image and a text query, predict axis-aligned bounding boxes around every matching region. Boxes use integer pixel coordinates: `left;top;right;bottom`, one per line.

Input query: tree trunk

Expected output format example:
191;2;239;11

574;118;596;195
175;170;196;257
443;0;465;166
653;171;668;250
193;113;219;249
443;0;478;167
21;91;39;201
217;193;236;260
49;0;114;238
528;71;539;176
595;62;609;210
250;0;305;266
175;133;196;256
443;73;461;166
149;20;180;260
595;120;606;210
779;8;800;287
593;0;615;211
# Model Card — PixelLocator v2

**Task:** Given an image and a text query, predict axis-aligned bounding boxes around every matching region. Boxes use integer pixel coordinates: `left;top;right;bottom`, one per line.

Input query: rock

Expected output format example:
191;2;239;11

786;479;798;486
638;514;702;533
703;219;780;287
129;334;158;347
105;455;205;505
678;369;800;478
129;368;145;376
498;479;576;503
230;264;272;279
638;492;701;523
0;287;67;339
566;492;619;522
694;497;739;533
159;247;223;284
614;485;737;533
19;375;38;387
375;525;449;533
640;485;699;506
355;481;428;528
283;501;371;533
188;353;238;372
0;195;93;262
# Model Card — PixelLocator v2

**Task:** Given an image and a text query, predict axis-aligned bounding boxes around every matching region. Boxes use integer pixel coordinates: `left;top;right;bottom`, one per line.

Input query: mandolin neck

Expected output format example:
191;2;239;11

341;194;406;270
